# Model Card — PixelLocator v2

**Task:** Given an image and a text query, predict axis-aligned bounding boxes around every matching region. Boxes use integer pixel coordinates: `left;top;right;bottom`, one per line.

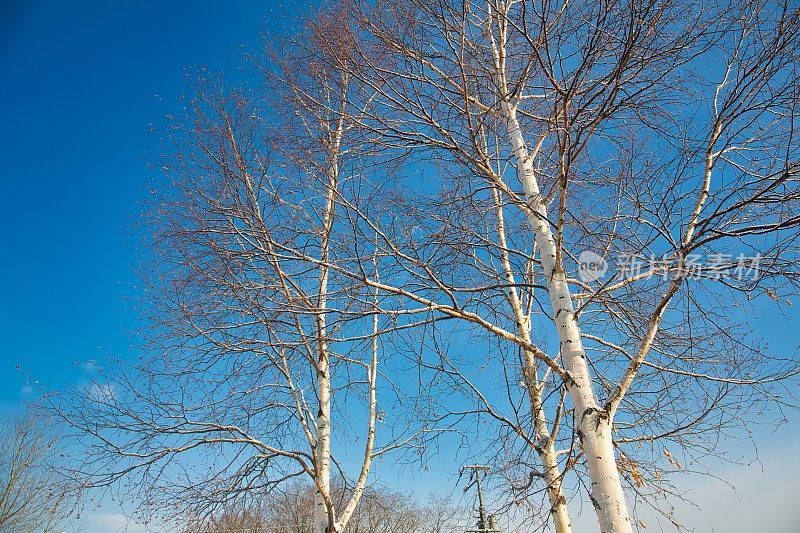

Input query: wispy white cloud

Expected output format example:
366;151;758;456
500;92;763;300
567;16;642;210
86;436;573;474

74;359;100;374
86;382;117;401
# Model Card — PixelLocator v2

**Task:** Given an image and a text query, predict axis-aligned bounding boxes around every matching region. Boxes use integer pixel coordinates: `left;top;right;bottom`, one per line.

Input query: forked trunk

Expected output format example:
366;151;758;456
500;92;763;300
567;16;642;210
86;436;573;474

488;7;633;528
500;98;633;533
313;94;347;532
492;180;574;533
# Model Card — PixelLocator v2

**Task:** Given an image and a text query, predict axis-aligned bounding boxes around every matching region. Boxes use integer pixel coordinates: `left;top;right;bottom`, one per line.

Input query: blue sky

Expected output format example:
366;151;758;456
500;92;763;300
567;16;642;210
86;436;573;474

0;2;798;532
0;0;293;407
0;2;288;526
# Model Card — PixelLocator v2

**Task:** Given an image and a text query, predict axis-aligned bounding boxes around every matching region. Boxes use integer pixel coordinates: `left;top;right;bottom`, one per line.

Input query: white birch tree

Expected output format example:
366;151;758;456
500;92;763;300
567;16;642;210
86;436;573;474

293;0;800;531
48;2;800;533
49;12;426;533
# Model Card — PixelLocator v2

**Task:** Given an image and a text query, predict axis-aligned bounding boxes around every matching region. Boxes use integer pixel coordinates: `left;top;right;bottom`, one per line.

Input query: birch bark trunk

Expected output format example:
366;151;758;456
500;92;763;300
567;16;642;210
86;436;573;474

488;8;633;529
313;353;333;533
531;386;573;533
501;104;633;532
313;183;335;533
313;118;343;533
492;186;573;533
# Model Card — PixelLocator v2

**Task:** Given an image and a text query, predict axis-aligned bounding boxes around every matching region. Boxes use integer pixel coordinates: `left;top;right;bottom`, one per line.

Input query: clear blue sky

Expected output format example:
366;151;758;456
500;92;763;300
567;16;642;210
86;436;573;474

0;0;300;408
0;2;798;532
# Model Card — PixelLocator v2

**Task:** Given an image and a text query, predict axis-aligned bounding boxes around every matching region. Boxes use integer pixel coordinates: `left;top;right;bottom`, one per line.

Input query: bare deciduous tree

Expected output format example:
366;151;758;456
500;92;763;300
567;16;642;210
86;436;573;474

49;12;429;533
181;481;462;533
0;414;70;532
49;1;799;533
288;0;800;531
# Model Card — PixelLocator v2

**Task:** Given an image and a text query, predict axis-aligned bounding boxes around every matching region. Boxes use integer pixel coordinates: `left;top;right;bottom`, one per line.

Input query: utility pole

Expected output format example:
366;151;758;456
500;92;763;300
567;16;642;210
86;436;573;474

462;465;502;533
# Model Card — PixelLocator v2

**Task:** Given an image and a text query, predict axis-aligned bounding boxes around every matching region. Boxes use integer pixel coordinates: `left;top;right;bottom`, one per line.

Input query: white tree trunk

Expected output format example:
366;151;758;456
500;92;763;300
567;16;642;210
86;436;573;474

313;125;341;533
579;414;632;533
498;221;573;530
493;183;573;533
500;102;633;533
488;7;631;529
313;253;334;533
532;396;573;533
313;355;333;533
334;280;380;531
